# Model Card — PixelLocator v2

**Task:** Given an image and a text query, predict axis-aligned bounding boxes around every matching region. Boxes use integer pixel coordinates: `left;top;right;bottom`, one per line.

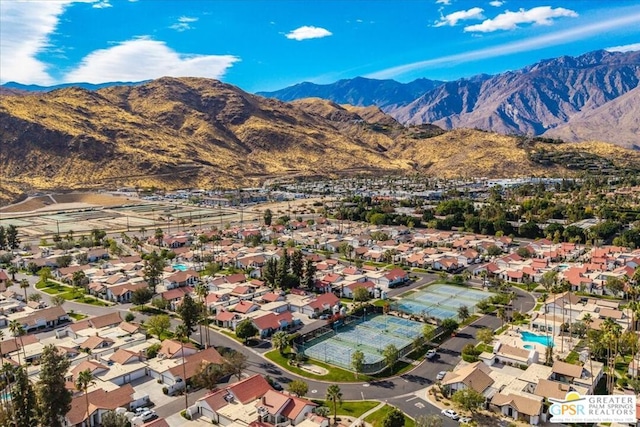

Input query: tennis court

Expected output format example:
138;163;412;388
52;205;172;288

302;314;423;372
397;284;494;320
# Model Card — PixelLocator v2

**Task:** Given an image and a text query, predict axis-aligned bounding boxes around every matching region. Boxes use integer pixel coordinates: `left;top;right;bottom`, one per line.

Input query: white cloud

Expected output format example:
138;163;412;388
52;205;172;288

285;26;332;41
63;37;239;83
489;1;504;7
92;1;112;8
464;6;578;32
367;11;640;79
435;7;485;27
170;16;198;32
0;0;75;85
436;0;452;5
605;42;640;52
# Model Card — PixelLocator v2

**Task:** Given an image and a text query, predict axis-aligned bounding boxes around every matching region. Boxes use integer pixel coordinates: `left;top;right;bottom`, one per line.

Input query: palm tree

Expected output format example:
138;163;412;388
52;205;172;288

19;279;30;302
271;331;289;355
497;307;506;329
72;270;86;296
326;384;342;425
75;369;95;426
7;266;17;282
582;313;595;386
603;317;622;393
9;320;25;365
175;324;190;413
195;283;209;348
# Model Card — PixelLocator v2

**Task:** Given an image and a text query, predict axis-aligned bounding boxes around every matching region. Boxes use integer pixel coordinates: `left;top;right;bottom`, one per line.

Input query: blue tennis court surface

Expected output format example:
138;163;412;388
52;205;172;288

302;314;423;370
397;284;494;320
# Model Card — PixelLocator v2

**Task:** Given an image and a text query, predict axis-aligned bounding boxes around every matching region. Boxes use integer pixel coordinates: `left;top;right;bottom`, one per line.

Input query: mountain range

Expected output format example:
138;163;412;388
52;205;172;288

2;76;640;205
259;49;640;149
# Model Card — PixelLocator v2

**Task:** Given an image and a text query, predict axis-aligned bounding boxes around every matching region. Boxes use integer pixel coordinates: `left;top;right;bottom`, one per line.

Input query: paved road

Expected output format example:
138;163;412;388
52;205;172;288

21;268;535;422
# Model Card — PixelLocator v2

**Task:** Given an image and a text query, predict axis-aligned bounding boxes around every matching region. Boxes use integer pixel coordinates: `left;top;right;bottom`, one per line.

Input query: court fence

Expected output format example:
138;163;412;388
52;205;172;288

292;312;445;374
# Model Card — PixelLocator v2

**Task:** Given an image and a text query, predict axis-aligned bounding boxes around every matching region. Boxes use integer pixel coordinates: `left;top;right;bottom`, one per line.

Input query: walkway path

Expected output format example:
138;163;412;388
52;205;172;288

348;401;386;427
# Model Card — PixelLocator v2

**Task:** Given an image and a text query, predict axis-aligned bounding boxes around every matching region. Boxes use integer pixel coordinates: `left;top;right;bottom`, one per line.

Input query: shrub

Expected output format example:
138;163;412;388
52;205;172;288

146;343;162;359
125;312;135;322
162;386;169;395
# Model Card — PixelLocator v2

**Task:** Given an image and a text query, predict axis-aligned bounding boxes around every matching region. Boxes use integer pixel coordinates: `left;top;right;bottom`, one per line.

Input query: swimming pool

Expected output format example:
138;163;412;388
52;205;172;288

523;344;534;350
173;264;188;271
521;331;554;347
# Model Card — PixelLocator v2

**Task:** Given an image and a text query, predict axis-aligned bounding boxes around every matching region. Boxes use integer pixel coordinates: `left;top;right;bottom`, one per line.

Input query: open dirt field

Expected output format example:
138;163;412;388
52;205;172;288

0;192;135;213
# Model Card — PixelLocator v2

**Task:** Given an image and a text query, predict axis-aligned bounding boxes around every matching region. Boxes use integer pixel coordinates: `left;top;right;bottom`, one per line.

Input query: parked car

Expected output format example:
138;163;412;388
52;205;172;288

458;416;472;424
140;410;157;422
441;409;459;420
272;381;284;391
426;349;438;360
436;371;447;381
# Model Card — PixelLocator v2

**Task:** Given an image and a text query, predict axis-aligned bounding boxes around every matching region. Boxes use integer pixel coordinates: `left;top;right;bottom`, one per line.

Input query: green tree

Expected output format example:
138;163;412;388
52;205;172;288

75;369;95;427
263;258;278;288
291;249;304;279
351;350;365;379
382;407;405;427
353;286;370;302
383;344;399;371
235;319;258;344
606;276;625;296
176;293;200;338
326;384;342;425
11;365;37;427
51;295;66;307
6;225;19;250
193;361;225;391
223;351;248;381
37;344;72;427
264;209;273;226
441;318;459;336
0;226;6;250
145;314;171;340
303;258;317;290
9;320;26;365
415;414;443;427
56;255;72;268
7;265;17;281
476;328;494;346
457;305;470;322
131;287;153;307
143;251;164;292
451;388;485;413
154;227;164;246
101;410;131;427
19;279;30;302
287;379;309;397
38;267;53;286
28;293;42;302
271;331;289;355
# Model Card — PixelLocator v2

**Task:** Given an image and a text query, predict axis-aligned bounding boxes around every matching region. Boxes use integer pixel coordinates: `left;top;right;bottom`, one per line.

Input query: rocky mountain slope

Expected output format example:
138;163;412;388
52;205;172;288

543;85;640;149
1;77;639;205
258;77;443;110
261;50;640;147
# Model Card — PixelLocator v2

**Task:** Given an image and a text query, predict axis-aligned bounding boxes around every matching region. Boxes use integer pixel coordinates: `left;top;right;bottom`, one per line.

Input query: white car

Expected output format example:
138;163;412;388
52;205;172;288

458;416;472;424
436;371;447;381
426;349;437;360
140;410;157;421
441;409;459;420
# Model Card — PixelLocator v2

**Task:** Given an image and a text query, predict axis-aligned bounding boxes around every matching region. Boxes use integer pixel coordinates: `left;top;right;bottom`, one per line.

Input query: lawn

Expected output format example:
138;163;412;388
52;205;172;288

364;404;415;427
565;351;580;364
265;349;370;382
312;400;379;418
460;315;480;327
476;343;494;353
534;303;543;311
68;312;88;321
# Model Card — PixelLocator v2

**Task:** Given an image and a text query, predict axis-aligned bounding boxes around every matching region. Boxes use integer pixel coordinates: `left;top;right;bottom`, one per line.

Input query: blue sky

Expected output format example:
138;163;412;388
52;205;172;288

1;0;639;92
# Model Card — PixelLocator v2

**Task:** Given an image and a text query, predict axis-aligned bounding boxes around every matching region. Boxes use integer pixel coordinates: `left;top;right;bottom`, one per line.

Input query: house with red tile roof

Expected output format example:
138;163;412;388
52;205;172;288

163;270;199;289
251;311;296;337
194;374;316;426
379;268;409;288
65;384;135;427
234;300;259;314
342;280;376;299
301;293;339;317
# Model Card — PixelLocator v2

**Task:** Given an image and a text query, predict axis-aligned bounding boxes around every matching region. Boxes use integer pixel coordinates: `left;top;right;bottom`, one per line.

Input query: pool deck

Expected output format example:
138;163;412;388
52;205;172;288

495;327;575;359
